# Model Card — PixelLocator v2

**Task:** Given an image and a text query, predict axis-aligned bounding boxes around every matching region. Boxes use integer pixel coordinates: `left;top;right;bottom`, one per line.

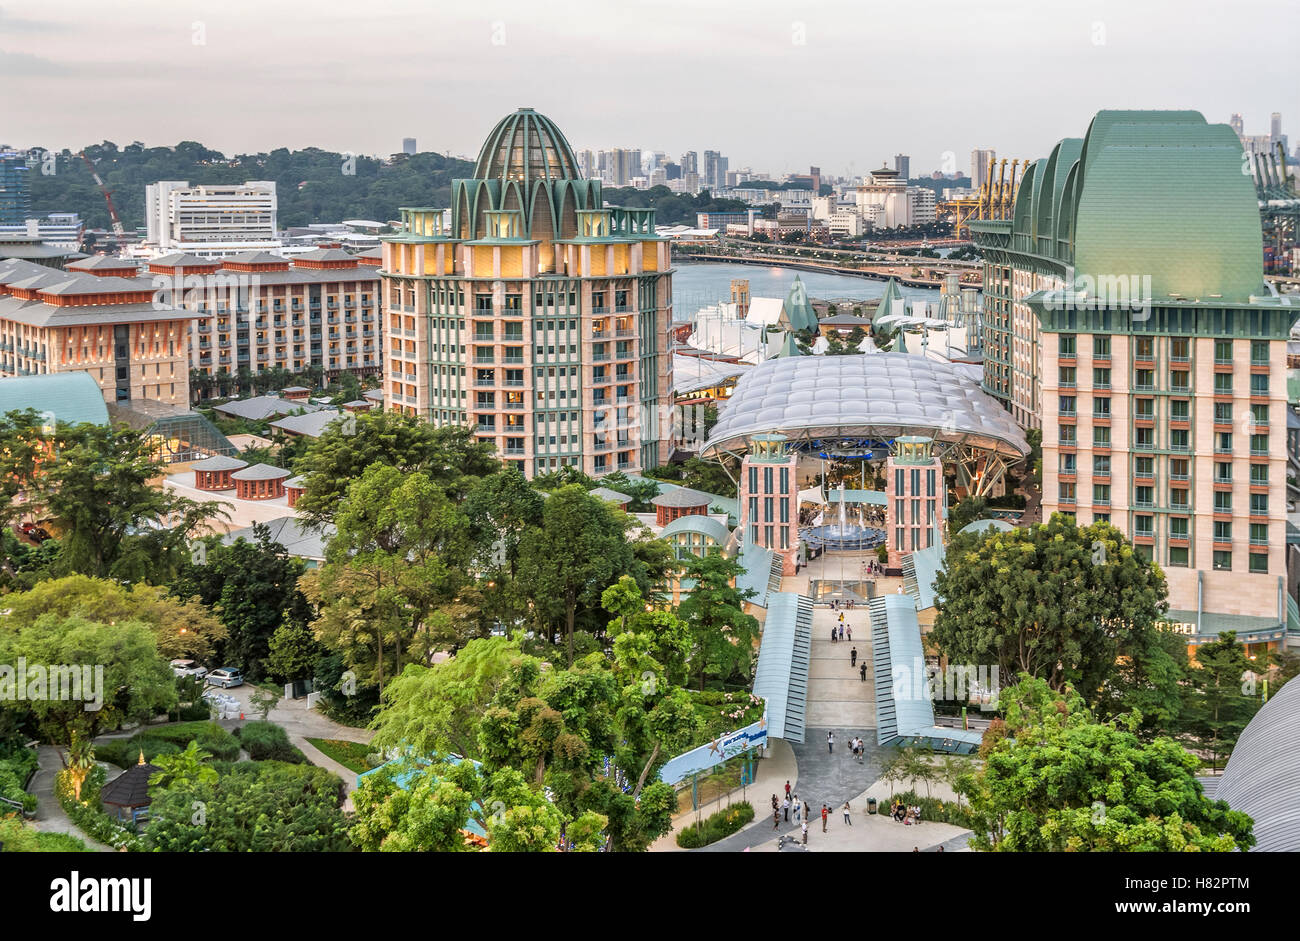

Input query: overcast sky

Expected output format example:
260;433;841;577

3;0;1296;177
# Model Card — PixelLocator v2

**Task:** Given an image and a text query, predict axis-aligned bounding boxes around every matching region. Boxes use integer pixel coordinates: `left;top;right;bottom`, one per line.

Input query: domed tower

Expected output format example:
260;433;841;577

450;108;603;270
380;108;676;480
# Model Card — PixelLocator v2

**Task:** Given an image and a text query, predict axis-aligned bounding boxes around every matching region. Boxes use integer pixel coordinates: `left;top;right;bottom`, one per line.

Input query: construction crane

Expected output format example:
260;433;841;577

77;151;127;241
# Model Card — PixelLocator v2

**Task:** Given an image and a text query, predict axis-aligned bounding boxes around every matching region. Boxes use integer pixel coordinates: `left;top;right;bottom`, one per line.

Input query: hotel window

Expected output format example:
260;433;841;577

926;470;935;496
1093;484;1110;506
1214;462;1233;484
1250;340;1269;366
1170;337;1190;362
1250;373;1269;396
764;467;773;494
1135;368;1155;391
1213;401;1232;424
1135;398;1154;420
1170;488;1189;510
1168;546;1189;567
1135;485;1154;508
1136;427;1156;451
764;497;773;522
1093;455;1110;477
1214;490;1232;512
1214;339;1233;365
1250;464;1269;485
1093;367;1111;389
1213;521;1232;543
1058;334;1076;357
1134;456;1153;478
1059;482;1076;503
1170;458;1189;481
1249;553;1268;574
1213;550;1232;571
1214;373;1233;394
1214;431;1232;454
1250;403;1269;426
1093;335;1110;359
1135;336;1154;360
1250;493;1268;515
1060;453;1076;475
1170;517;1189;540
1060;425;1077;446
1059;395;1076;416
1059;365;1076;388
1093;426;1110;447
1250;523;1268;546
749;467;758;493
1170;371;1190;393
1093;397;1110;418
1135;515;1153;538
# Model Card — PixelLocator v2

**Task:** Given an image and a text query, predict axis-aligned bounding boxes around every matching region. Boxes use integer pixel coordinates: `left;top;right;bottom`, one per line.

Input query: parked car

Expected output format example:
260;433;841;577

205;667;244;689
18;522;50;542
169;659;208;680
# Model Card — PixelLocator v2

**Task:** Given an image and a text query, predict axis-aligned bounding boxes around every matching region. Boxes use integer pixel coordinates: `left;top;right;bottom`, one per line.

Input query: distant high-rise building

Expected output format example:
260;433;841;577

1230;113;1245;137
680;151;698;176
971;149;996;191
703;150;728;192
0;152;30;228
664;161;681;181
894;154;910;182
402;137;417;155
1271;112;1283;144
577;149;598;180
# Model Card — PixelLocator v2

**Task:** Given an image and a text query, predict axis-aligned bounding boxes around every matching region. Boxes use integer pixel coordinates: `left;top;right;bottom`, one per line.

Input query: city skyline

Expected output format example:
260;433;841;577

2;0;1296;177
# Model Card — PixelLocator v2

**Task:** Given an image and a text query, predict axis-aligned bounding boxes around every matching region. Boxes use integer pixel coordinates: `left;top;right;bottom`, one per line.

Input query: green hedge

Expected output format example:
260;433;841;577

0;815;89;852
54;765;144;852
98;721;240;768
676;802;755;848
0;749;38;814
235;721;306;764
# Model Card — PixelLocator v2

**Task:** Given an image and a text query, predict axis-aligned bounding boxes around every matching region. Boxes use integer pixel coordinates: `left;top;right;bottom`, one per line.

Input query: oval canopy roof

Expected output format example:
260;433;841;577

701;354;1030;461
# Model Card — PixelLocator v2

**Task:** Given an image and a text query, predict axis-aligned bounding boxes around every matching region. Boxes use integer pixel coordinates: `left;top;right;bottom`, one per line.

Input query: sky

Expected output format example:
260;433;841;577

2;0;1296;178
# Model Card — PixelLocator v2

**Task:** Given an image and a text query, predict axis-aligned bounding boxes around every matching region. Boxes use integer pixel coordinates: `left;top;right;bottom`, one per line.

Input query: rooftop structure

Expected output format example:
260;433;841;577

1215;677;1300;851
0;371;109;426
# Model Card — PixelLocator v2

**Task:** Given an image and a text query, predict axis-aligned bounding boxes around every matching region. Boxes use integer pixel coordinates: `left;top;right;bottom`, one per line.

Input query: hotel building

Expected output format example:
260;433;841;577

972;110;1298;652
379;108;675;477
140;180;281;259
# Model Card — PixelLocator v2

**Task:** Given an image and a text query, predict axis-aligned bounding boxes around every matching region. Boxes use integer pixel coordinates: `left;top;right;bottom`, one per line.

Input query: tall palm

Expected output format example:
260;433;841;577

62;731;96;803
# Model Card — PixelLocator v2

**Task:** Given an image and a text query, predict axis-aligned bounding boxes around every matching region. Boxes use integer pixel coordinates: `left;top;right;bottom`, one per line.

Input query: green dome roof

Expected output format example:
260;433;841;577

473;108;581;185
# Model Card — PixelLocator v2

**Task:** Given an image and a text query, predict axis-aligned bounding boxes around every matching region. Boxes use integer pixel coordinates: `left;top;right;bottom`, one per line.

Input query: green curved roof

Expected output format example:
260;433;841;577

0;372;108;427
473;108;581;184
783;275;819;332
1008;110;1267;304
660;513;731;546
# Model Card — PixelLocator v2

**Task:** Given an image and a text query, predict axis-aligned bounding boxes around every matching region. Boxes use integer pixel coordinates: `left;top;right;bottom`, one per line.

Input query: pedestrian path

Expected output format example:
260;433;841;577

806;601;875;728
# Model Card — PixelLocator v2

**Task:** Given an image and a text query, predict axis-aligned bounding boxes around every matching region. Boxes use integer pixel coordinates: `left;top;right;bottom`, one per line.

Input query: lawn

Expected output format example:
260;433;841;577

306;738;379;774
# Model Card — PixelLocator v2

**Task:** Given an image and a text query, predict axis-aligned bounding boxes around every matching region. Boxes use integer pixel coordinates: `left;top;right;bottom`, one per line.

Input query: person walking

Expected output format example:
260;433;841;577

859;662;867;682
782;796;790;822
827;730;834;754
830;626;837;644
843;802;853;825
850;646;857;667
793;798;801;823
847;625;852;641
784;780;791;802
771;794;778;815
801;820;808;845
773;807;780;829
821;804;829;833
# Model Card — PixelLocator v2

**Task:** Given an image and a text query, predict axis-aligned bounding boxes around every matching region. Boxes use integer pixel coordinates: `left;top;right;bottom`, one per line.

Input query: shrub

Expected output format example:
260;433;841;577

98;721;239;768
54;765;144;852
0;749;39;814
879;789;972;828
235;721;305;763
675;801;755;848
0;814;90;852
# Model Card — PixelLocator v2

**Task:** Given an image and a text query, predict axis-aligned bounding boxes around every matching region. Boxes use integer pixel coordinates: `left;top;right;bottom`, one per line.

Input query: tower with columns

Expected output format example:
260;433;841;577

740;433;800;575
885;435;944;570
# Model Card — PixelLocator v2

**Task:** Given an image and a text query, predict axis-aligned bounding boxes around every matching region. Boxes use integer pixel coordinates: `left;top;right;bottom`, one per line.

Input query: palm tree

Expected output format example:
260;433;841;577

61;731;96;803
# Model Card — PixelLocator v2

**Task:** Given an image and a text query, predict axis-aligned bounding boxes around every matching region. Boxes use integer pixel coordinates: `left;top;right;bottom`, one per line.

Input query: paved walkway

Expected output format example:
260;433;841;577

219;685;375;810
25;745;113;852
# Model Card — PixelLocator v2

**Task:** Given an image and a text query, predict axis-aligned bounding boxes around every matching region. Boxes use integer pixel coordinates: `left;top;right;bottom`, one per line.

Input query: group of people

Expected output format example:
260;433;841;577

861;558;883;577
829;598;856;612
890;799;923;825
827;731;867;763
772;783;856;844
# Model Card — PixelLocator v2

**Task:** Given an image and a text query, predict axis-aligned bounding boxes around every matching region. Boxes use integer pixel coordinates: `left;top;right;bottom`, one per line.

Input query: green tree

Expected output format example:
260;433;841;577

38;422;226;582
677;551;759;689
931;515;1171;709
946;495;988;535
514;485;640;667
292;412;498;524
1177;631;1259;772
170;524;312;679
266;622;323;684
303;464;478;689
462;465;545;579
0;615;175;743
959;676;1254;852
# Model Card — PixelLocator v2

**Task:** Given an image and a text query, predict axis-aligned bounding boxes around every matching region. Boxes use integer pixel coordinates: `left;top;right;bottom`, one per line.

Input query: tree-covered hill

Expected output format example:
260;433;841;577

26;141;475;231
